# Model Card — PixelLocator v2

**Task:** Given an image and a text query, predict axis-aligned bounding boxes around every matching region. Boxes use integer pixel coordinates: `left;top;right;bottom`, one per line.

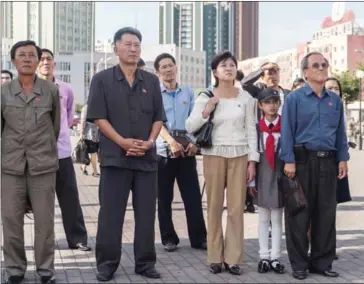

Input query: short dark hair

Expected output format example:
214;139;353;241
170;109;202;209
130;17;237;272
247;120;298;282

113;27;142;45
10;40;42;60
154;53;176;71
292;77;305;90
326;77;343;98
301;51;324;71
1;70;13;80
211;51;238;87
236;70;244;81
41;48;54;58
137;58;145;68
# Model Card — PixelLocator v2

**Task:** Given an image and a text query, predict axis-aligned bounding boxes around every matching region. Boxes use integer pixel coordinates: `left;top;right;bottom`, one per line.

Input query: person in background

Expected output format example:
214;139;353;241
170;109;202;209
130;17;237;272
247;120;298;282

248;88;285;275
137;58;145;70
80;104;100;177
186;51;259;276
87;27;165;281
280;52;349;280
154;53;207;253
37;48;91;252
292;78;305;90
1;69;13;85
2;40;60;284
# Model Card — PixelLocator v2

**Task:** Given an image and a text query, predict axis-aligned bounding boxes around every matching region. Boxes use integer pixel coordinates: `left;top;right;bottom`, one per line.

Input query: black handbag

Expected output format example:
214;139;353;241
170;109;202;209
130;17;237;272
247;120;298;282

72;139;91;165
193;91;216;148
280;175;307;216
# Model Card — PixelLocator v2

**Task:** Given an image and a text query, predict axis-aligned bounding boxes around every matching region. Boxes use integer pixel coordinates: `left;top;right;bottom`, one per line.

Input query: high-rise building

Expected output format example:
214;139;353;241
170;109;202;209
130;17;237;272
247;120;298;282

95;39;113;53
12;2;95;53
1;2;13;39
159;1;259;86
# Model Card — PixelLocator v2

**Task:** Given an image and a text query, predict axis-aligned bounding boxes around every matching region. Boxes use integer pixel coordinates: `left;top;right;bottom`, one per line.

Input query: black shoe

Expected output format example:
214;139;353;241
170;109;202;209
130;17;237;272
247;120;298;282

136;268;161;279
258;259;270;273
334;254;339;260
269;259;285;274
96;272;113;282
192;241;207;251
292;270;307;280
40;276;56;284
209;263;222;274
245;202;255;213
224;263;243;275
164;242;177;252
70;243;91;252
5;275;24;284
309;268;339;277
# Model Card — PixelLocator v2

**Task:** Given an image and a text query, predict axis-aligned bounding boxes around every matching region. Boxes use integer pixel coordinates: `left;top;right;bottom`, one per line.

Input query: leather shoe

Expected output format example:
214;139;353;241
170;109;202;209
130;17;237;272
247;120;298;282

310;268;339;277
70;243;91;252
192;241;207;250
5;275;24;284
164;242;177;252
136;268;161;279
96;272;113;282
41;276;56;284
292;270;307;280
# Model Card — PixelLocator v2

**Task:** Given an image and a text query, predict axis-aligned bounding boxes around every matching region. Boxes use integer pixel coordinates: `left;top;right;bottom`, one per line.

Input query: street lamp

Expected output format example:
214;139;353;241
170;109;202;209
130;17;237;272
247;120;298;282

356;70;364;150
355;49;364;150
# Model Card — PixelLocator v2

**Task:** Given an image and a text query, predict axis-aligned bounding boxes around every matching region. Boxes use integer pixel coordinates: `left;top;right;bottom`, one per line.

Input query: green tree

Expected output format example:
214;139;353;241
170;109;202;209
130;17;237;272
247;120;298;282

333;70;360;104
75;103;83;114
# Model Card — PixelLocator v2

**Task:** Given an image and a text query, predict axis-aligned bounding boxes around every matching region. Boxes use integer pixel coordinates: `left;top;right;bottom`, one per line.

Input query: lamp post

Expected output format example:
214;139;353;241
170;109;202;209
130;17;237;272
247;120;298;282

355;49;364;150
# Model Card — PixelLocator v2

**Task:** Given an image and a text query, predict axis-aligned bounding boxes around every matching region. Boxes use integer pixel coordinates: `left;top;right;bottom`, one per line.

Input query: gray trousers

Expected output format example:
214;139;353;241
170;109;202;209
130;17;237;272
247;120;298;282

1;170;56;278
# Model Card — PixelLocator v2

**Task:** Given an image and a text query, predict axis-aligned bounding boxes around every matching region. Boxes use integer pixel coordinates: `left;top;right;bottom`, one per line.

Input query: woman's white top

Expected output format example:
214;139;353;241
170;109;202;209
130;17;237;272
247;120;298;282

185;89;259;161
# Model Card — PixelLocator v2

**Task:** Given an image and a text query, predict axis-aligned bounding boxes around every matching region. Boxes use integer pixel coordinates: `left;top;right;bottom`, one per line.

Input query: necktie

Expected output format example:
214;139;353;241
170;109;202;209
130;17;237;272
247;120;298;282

266;123;275;169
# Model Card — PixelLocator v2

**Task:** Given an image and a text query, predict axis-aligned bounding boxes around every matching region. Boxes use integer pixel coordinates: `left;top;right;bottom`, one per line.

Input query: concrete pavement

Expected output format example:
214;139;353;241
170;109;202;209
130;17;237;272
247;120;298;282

2;149;364;283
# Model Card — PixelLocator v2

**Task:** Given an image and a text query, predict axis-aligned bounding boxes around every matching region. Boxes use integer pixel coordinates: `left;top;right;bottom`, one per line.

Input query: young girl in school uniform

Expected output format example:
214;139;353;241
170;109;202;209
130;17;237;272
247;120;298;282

248;87;285;274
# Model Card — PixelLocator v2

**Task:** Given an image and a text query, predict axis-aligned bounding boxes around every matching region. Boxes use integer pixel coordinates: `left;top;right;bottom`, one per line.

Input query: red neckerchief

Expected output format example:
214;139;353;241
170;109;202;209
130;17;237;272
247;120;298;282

259;116;281;170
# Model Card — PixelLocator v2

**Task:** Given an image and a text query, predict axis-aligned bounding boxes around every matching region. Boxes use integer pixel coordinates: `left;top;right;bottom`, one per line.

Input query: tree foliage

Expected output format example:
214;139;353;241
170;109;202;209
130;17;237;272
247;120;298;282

75;103;83;114
333;70;360;104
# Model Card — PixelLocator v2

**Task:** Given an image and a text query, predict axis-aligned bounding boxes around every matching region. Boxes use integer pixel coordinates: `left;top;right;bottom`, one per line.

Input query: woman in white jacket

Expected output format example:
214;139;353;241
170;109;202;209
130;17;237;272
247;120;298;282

186;51;259;275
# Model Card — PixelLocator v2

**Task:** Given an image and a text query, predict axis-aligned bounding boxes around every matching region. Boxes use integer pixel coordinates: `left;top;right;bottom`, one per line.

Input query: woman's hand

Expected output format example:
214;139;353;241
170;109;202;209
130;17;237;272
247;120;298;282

202;97;219;119
246;161;256;183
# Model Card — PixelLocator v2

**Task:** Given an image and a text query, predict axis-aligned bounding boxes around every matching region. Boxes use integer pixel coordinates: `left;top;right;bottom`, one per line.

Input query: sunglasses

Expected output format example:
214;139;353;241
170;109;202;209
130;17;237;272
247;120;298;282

311;62;329;69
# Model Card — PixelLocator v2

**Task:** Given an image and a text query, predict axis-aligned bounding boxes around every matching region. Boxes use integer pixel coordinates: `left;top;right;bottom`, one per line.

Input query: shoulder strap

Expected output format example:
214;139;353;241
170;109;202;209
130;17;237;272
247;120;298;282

199;90;217;121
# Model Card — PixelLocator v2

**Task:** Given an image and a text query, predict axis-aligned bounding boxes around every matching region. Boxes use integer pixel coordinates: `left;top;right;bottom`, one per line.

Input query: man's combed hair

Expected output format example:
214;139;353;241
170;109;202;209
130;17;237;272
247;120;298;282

10;40;42;60
113;27;142;45
154;53;176;71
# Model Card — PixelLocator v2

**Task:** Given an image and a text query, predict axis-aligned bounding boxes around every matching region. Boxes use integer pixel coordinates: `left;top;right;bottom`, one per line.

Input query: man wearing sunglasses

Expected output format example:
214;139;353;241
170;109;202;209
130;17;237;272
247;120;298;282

280;52;349;280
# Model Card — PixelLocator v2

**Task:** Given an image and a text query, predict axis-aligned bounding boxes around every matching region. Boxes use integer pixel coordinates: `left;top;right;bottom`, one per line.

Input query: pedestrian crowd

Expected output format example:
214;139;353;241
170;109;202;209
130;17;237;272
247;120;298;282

1;26;354;284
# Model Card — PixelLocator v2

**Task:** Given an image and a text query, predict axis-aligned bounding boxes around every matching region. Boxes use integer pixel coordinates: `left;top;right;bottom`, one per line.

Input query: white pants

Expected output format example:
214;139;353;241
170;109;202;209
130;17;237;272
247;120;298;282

258;207;283;260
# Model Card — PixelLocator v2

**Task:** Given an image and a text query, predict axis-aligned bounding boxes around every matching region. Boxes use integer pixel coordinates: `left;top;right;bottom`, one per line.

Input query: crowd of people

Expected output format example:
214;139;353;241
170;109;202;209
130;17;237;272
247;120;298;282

0;25;354;284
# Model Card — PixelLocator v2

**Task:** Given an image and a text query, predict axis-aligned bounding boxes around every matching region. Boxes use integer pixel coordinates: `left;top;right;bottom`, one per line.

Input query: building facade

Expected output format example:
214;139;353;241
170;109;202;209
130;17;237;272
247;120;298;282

12;2;95;53
1;2;13;39
95;39;113;53
238;8;364;90
159;1;259;87
141;43;206;89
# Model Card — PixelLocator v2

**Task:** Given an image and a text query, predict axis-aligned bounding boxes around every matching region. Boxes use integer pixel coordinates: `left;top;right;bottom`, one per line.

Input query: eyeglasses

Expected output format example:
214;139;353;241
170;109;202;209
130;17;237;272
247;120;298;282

311;62;329;69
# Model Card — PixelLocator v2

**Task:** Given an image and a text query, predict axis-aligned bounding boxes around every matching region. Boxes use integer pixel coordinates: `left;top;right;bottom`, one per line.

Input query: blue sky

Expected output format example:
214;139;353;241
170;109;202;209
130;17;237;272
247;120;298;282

95;1;364;57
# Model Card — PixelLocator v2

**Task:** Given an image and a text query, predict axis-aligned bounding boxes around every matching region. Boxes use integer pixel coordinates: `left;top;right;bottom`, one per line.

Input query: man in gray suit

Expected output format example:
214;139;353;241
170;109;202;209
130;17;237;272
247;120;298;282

1;40;60;284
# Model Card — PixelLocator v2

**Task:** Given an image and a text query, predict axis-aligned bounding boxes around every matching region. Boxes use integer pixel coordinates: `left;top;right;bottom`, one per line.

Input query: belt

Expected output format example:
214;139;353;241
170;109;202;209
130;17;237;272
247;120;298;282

170;130;187;137
307;150;336;158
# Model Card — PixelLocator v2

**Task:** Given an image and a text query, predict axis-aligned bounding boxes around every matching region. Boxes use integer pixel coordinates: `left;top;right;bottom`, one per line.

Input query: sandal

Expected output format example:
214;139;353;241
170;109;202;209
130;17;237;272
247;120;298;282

92;172;100;177
209;263;222;274
224;263;243;275
258;259;270;273
270;259;285;274
80;166;88;175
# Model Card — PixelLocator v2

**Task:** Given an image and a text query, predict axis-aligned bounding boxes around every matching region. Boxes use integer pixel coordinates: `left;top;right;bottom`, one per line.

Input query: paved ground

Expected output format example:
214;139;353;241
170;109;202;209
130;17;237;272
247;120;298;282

2;149;364;283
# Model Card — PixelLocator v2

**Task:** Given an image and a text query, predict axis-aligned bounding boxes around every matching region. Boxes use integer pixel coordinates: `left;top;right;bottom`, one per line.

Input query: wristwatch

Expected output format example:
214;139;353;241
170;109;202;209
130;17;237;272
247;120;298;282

148;138;156;147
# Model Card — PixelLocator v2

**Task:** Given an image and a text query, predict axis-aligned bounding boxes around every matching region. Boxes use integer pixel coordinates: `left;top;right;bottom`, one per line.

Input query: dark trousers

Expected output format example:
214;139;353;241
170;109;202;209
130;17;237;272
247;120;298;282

96;166;157;275
158;156;207;247
56;157;88;247
285;155;337;272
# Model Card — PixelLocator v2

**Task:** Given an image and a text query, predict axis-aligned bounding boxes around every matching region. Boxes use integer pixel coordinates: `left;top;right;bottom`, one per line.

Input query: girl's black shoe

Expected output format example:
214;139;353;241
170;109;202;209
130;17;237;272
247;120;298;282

258;259;270;273
224;263;243;275
270;259;285;274
209;263;222;274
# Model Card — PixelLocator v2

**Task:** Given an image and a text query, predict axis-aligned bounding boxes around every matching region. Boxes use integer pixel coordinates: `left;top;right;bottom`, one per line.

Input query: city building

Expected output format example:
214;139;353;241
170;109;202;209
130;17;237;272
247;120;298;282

141;43;206;89
238;4;364;91
159;1;259;87
1;2;13;39
11;2;95;53
95;39;113;53
4;51;117;105
1;38;13;70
